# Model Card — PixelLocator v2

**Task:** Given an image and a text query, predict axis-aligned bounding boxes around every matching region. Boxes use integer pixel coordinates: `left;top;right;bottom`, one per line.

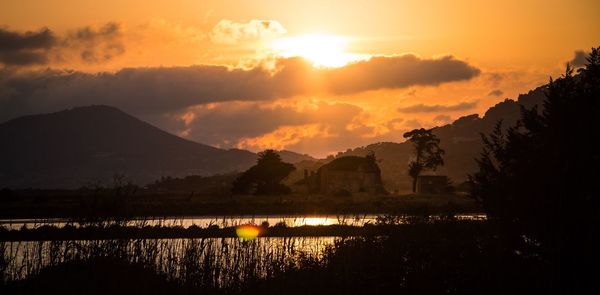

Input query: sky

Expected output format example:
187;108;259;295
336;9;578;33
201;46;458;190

1;0;599;157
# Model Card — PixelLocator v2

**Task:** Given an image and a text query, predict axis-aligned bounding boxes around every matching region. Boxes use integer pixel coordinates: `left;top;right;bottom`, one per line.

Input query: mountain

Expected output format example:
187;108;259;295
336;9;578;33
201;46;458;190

329;85;547;192
0;105;260;189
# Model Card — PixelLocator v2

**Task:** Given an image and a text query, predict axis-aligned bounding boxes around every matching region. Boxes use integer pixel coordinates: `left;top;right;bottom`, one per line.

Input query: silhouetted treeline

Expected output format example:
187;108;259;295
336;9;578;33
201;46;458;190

147;173;239;194
232;150;295;195
471;46;600;292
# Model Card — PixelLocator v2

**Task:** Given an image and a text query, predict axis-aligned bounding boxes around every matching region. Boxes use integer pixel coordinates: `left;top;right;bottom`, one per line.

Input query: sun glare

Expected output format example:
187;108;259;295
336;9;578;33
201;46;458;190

271;34;359;68
236;224;261;240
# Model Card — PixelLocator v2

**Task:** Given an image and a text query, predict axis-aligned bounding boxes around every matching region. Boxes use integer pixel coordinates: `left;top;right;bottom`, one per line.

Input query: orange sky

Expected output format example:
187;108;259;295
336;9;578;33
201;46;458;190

1;0;599;157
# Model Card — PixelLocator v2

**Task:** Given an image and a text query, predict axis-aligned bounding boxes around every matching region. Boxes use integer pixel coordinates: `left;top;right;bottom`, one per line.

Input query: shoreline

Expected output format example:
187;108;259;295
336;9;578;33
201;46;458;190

0;220;486;241
0;192;480;219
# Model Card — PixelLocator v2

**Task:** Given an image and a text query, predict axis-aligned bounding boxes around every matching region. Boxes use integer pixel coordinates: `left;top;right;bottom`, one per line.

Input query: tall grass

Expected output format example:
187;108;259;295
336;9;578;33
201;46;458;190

0;236;334;291
1;219;558;294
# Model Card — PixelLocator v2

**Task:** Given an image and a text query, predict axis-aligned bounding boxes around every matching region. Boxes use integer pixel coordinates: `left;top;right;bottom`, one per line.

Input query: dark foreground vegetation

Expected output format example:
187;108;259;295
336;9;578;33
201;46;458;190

0;220;558;295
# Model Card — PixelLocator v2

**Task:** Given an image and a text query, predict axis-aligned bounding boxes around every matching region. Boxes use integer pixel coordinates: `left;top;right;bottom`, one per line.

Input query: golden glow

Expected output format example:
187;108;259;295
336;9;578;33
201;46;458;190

298;217;333;226
236;224;260;240
237;123;331;151
271;34;360;68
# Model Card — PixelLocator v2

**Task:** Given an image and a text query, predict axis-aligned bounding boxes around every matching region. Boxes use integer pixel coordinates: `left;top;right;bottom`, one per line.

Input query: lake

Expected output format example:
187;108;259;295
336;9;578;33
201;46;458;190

1;213;488;287
0;213;486;230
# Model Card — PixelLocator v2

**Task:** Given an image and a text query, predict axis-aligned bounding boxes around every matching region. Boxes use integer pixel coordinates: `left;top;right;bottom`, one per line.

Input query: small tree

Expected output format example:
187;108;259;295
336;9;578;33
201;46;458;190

232;149;295;195
403;128;445;192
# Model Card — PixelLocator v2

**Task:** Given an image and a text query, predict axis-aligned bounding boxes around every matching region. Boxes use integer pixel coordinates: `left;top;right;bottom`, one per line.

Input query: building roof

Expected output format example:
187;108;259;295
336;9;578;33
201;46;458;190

320;156;380;173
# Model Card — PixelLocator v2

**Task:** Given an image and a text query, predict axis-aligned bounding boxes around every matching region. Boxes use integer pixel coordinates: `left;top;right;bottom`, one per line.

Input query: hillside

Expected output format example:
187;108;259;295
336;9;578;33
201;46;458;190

326;85;547;192
0;105;259;188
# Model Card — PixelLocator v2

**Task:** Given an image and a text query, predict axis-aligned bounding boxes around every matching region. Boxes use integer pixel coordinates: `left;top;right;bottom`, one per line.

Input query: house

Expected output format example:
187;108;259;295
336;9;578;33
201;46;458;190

416;175;450;194
303;155;385;195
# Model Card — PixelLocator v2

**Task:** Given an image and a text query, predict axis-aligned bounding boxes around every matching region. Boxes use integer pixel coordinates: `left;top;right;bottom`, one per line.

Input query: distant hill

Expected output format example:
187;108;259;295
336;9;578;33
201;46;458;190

0;105;260;188
323;86;547;192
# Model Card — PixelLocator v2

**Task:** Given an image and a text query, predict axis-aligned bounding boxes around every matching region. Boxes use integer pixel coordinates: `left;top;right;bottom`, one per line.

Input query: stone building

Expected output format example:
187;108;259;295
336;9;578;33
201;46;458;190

304;155;385;195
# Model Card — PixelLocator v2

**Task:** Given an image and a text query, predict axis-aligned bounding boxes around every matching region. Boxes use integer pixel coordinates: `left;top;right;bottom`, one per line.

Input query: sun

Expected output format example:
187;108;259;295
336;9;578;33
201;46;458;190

270;34;359;68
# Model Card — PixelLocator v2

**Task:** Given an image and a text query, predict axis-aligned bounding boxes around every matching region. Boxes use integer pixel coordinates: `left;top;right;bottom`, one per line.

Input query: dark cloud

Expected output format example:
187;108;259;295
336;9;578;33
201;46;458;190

68;22;121;41
169;101;362;149
569;50;589;68
398;101;477;113
0;55;480;122
326;55;481;94
0;50;49;65
65;22;125;63
488;89;503;97
0;27;56;51
0;23;124;67
0;66;273;121
0;27;56;65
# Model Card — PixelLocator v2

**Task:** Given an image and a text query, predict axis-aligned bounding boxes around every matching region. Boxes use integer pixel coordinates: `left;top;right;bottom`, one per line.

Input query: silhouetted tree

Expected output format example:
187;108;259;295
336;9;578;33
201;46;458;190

403;128;445;192
232;150;295;195
470;46;600;292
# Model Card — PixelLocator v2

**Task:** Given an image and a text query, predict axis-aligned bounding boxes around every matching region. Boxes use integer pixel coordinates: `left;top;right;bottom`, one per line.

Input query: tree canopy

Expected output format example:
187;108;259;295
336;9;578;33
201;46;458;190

403;128;445;192
232;149;295;195
470;46;600;292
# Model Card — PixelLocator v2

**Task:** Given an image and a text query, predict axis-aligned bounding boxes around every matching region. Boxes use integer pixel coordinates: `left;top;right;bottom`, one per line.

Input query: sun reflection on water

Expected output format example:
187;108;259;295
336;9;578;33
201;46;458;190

236;224;261;240
296;217;334;226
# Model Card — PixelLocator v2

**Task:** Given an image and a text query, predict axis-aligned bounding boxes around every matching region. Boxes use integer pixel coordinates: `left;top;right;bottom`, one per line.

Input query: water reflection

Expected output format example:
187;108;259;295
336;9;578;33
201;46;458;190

0;214;486;230
236;224;261;240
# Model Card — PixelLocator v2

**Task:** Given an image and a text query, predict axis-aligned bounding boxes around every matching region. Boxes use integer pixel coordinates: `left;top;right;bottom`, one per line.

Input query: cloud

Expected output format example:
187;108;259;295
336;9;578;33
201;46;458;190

0;55;480;122
398;101;477;113
0;23;125;67
326;54;481;94
67;22;120;42
166;100;363;149
0;27;56;65
488;89;503;97
210;19;286;44
237;123;332;151
64;22;125;64
569;50;589;68
433;114;452;124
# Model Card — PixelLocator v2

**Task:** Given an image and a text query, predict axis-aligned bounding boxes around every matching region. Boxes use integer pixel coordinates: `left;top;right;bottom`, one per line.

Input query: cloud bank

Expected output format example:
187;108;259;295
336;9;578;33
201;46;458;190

326;55;480;94
0;54;480;122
